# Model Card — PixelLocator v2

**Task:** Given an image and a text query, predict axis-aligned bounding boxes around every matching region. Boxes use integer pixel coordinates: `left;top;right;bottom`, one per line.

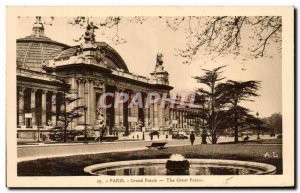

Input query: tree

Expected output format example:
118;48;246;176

24;16;281;65
262;113;282;134
194;65;230;144
222;80;260;143
65;16;281;64
169;16;282;64
50;80;85;142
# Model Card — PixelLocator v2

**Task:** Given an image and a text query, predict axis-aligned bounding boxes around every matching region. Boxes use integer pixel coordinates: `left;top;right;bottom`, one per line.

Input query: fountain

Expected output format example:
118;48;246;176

84;154;277;176
166;154;189;175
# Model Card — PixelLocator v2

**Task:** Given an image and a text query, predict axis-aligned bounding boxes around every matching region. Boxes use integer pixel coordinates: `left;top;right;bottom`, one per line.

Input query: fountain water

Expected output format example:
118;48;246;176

166;154;189;175
84;154;277;176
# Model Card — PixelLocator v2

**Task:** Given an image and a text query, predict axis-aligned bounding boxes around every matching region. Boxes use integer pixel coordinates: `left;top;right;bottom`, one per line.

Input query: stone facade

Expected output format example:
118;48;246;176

16;17;199;141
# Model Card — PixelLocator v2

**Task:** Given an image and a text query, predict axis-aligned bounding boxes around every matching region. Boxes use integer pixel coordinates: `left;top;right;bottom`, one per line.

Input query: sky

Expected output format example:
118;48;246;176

16;17;282;118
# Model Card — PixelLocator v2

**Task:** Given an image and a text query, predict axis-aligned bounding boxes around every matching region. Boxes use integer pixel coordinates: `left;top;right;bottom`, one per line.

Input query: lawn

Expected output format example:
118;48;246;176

18;144;282;176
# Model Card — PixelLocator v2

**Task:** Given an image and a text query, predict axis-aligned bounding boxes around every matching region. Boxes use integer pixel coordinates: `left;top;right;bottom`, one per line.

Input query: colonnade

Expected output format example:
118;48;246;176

17;86;59;128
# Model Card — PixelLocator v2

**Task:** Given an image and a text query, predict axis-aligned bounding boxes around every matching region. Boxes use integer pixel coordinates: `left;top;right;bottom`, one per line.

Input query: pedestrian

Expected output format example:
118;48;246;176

99;134;103;143
201;129;207;144
190;131;195;146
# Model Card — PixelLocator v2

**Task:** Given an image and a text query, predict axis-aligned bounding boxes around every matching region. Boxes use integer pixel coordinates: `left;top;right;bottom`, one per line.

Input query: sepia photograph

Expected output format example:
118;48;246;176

6;6;294;188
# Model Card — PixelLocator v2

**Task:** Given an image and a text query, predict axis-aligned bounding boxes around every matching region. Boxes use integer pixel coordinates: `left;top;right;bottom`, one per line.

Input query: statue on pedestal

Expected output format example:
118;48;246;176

84;20;98;44
156;52;164;66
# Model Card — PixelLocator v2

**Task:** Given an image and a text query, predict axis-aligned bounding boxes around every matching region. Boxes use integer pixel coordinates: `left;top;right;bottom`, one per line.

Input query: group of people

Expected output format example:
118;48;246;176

189;129;208;146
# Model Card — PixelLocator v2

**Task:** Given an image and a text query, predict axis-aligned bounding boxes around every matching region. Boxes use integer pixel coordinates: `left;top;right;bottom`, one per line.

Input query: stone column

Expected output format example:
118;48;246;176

69;77;77;111
18;87;25;126
165;102;170;124
30;88;37;127
172;109;175;122
114;89;120;128
187;112;190;128
170;108;174;128
78;79;85;107
158;101;163;128
84;79;89;123
102;86;107;126
41;90;47;127
190;113;193;128
129;91;135;132
119;89;124;128
149;102;154;128
183;111;186;128
154;102;159;128
78;79;85;123
173;109;177;128
134;92;139;127
177;110;180;128
176;110;179;128
88;80;95;125
183;111;185;128
179;111;183;128
143;94;149;127
51;92;57;126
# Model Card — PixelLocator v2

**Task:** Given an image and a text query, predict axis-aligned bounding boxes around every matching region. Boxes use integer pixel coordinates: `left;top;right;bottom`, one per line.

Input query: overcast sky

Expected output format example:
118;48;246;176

17;17;282;117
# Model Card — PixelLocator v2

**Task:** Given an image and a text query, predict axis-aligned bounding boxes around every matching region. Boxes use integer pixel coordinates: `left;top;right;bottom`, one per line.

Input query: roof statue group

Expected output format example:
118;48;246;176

84;19;98;44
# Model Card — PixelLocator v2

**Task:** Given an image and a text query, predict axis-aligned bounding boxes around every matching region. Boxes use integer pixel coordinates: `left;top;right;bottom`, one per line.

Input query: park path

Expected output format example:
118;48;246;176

17;135;274;162
17;138;200;162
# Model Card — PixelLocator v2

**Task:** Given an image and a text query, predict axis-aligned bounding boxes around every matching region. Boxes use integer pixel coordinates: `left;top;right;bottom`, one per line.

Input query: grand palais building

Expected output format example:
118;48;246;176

16;17;200;141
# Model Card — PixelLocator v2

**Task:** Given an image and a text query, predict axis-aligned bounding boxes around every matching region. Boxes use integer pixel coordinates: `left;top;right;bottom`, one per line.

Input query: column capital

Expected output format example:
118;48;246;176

57;91;64;95
87;78;95;83
52;91;58;95
17;86;26;95
77;78;87;84
30;88;37;93
41;89;49;94
94;79;105;87
17;86;26;91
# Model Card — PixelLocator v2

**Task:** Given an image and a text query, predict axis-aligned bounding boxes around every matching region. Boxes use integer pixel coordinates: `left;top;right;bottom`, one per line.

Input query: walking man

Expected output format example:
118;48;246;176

190;131;195;146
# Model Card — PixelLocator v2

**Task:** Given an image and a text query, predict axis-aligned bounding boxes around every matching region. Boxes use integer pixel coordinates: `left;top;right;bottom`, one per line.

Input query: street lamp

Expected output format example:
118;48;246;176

83;106;88;144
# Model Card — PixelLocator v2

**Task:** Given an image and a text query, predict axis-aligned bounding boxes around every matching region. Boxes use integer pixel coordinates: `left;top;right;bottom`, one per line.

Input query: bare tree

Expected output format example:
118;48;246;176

164;16;282;64
21;16;281;65
67;16;147;45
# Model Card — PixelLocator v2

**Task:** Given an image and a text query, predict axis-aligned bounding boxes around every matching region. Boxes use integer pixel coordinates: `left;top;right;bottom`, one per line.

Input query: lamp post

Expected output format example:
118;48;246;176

256;111;260;139
84;106;88;144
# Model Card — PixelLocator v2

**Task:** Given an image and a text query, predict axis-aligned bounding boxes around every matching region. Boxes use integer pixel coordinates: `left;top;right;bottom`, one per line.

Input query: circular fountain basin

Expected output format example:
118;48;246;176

84;159;276;175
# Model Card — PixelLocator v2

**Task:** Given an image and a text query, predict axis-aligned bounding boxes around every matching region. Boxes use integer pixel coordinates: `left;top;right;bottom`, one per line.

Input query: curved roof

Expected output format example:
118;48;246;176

17;35;70;71
53;42;129;72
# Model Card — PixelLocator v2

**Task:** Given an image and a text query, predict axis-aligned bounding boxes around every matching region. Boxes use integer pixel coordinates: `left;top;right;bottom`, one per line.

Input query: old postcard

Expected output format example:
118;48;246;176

6;6;294;187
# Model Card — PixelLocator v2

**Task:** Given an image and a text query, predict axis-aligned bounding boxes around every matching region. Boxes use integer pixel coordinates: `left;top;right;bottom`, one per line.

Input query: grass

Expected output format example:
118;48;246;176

219;138;282;144
18;144;282;176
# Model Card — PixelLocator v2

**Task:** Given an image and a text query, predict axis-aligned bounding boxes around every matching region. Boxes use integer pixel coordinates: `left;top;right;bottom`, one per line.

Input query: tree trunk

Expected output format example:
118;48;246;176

233;101;239;143
212;135;218;144
234;125;238;143
211;131;217;144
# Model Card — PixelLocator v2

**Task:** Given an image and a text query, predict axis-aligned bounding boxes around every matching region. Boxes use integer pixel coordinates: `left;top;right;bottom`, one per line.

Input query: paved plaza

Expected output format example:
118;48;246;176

17;135;275;162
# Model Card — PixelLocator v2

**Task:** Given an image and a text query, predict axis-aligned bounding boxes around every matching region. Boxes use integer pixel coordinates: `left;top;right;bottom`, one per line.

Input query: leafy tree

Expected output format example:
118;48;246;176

222;80;260;143
262;113;282;134
50;80;85;142
242;115;267;139
193;65;230;144
189;66;261;144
